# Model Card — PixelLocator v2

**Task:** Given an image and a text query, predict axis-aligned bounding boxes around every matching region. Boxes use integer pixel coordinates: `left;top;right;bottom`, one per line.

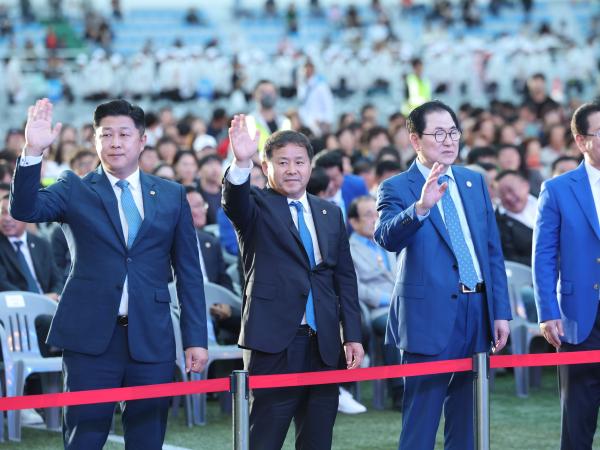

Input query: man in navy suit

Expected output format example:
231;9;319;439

533;99;600;449
10;98;208;450
223;115;364;450
374;101;511;450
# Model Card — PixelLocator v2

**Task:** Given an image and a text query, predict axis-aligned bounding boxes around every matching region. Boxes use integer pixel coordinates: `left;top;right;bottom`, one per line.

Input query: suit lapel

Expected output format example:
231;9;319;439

0;237;24;279
570;164;600;240
88;167;126;248
307;195;329;263
132;172;157;247
265;189;309;267
27;236;43;285
407;163;453;250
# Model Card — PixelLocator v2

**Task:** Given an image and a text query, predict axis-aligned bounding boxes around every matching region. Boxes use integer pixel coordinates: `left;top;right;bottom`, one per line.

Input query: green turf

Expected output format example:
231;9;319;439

3;369;599;449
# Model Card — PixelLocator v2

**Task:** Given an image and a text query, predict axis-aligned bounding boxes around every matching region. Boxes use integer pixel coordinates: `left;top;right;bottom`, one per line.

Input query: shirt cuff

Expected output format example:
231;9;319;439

378;295;390;308
226;160;253;185
412;203;430;222
19;152;43;167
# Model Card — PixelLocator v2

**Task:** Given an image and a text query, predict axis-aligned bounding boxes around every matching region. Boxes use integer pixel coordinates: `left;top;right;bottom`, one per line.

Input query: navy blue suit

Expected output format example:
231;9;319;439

10;162;206;450
375;163;511;450
533;163;600;449
222;173;361;450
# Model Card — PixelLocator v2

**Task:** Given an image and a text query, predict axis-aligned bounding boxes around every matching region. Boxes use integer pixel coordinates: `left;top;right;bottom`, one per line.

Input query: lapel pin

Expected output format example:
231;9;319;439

322;209;327;215
150;190;156;196
466;181;472;188
205;242;211;248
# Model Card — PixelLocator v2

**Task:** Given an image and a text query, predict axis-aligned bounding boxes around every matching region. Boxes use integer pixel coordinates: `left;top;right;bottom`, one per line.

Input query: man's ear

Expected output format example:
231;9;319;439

409;132;421;153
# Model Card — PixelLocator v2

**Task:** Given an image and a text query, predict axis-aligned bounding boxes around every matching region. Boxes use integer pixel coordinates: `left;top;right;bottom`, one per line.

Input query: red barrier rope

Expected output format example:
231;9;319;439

2;350;600;411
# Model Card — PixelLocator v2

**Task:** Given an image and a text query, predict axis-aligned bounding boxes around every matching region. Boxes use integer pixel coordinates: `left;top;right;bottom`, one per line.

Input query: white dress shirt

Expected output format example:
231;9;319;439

585;161;600;229
416;161;483;282
9;232;42;293
503;195;538;230
105;169;145;315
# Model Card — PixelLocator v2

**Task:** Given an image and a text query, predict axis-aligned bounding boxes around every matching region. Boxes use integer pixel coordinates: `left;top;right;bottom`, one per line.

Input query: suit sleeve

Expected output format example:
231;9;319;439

221;169;258;239
374;179;423;252
350;246;389;308
172;185;208;349
10;159;71;224
41;239;64;294
482;176;512;321
533;182;561;322
333;210;362;343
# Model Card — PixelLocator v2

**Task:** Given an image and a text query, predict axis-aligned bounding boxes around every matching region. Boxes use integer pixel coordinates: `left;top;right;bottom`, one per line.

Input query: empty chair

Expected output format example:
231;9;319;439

0;291;62;441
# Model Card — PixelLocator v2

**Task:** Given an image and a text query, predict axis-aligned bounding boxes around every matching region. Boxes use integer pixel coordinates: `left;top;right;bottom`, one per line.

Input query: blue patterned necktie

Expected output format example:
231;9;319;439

13;240;41;293
116;180;143;248
290;201;317;331
439;175;479;290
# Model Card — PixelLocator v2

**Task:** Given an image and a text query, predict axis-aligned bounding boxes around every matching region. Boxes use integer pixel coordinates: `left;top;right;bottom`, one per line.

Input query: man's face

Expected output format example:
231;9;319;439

199;160;222;185
576;112;600;170
262;144;311;200
255;82;278;109
324;165;344;197
349;198;378;238
497;174;529;213
0;199;27;237
552;159;578;177
72;155;97;177
412;110;460;168
369;132;391;154
95;116;146;179
186;191;208;229
497;147;521;171
139;149;160;173
338;129;355;152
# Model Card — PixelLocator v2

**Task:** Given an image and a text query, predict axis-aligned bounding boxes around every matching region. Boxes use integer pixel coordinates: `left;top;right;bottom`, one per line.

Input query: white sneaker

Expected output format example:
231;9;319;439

338;387;367;414
21;408;44;425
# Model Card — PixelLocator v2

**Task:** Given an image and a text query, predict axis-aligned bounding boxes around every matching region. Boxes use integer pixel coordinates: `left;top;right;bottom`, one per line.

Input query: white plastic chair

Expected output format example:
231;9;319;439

0;291;62;441
504;261;544;397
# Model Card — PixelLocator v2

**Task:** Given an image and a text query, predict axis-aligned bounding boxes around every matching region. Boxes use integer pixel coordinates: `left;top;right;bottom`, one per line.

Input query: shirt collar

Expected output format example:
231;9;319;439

353;233;375;247
585;160;600;187
8;232;27;246
415;159;455;183
287;191;310;212
105;168;142;192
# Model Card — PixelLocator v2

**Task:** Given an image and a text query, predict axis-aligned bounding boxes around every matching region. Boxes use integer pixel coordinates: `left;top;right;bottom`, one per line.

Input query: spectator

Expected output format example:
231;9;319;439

497;144;543;196
551;155;580;178
298;60;335;136
173;150;200;188
198;154;223;225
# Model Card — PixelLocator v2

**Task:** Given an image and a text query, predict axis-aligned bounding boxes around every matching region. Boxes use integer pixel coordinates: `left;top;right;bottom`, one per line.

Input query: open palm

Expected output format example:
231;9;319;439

25;98;62;155
228;114;259;163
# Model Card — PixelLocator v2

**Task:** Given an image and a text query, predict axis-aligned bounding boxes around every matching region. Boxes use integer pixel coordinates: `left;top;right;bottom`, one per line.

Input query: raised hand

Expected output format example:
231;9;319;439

228;114;259;167
24;98;62;156
416;162;449;216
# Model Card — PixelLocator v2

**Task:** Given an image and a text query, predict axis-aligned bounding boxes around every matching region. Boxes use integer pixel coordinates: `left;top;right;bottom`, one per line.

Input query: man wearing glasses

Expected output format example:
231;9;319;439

374;100;511;450
534;99;600;449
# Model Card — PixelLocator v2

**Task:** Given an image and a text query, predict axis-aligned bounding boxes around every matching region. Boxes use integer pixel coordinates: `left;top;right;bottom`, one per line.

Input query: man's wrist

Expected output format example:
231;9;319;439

232;157;252;169
415;201;429;216
22;144;46;157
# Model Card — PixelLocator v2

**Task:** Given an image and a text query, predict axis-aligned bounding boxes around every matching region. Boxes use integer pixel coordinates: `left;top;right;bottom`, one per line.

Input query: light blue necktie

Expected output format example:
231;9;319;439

116;179;142;248
439;175;479;290
13;241;41;293
290;201;317;331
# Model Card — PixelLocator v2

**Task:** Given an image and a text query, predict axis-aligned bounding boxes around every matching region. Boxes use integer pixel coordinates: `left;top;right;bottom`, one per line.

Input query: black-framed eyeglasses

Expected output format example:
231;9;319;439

584;130;600;139
422;129;462;143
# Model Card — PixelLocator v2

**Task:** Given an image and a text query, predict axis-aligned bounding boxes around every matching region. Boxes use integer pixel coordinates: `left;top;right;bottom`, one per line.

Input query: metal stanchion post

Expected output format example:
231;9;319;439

231;370;250;450
473;352;490;450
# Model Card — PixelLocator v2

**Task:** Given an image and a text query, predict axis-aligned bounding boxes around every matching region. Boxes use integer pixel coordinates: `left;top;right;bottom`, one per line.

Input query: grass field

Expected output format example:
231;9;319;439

3;368;599;449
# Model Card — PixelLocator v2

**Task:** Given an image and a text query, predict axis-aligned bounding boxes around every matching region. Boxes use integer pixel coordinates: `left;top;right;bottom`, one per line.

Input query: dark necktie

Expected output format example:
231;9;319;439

13;240;40;293
439;175;479;290
290;201;317;331
116;179;143;247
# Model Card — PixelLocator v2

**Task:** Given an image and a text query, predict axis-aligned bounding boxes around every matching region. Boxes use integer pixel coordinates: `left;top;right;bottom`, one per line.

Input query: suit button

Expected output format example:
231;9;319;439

451;294;458;299
126;257;132;263
595;284;599;290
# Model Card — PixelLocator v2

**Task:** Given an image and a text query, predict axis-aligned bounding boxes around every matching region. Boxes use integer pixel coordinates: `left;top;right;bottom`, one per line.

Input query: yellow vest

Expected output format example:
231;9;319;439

402;74;431;116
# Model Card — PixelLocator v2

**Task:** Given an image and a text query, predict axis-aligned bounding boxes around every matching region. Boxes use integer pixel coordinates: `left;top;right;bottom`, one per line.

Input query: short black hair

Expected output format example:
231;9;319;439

68;149;96;167
551;155;580;173
312;149;343;172
306;166;330;196
375;160;402;178
198;153;221;169
173;150;198;167
184;185;202;195
93;99;145;134
375;146;401;164
264;130;314;161
348;195;375;220
365;126;390;144
254;79;275;92
406;100;460;136
352;159;373;175
495;169;527;183
467;146;497;165
571;99;600;137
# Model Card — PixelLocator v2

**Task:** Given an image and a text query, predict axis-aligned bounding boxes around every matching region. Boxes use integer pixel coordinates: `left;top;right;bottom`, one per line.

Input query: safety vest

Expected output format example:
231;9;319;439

402;73;431;116
252;114;292;153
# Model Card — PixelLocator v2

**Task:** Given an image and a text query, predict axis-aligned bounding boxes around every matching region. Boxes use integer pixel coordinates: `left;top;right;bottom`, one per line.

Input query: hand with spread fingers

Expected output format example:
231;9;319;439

415;161;448;216
24;98;63;156
228;114;259;168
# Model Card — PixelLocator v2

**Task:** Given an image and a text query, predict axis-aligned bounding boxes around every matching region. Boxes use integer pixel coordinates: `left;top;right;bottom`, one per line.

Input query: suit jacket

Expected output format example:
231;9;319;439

348;233;396;309
341;174;369;216
495;209;533;267
10;162;207;363
222;175;362;367
533;163;600;344
374;162;512;355
0;233;64;294
196;229;234;292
